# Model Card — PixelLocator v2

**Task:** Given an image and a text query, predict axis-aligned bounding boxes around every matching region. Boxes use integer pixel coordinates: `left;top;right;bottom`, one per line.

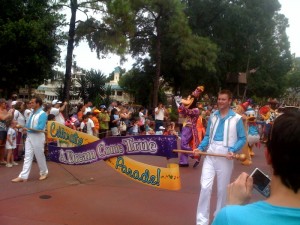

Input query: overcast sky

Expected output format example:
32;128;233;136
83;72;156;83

278;0;299;57
60;0;299;76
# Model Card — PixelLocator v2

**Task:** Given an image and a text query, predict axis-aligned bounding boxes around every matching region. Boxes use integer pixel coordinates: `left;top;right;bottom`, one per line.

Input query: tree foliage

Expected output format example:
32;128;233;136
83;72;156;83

284;57;300;103
73;0;218;107
58;0;134;104
185;0;292;98
0;0;294;105
118;0;217;107
75;69;106;105
0;0;63;97
119;60;154;106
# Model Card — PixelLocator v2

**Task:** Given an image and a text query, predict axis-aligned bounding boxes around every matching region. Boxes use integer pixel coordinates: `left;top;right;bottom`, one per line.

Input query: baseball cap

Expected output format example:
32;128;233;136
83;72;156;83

159;126;165;130
100;105;106;109
52;99;62;105
11;101;17;106
93;109;100;114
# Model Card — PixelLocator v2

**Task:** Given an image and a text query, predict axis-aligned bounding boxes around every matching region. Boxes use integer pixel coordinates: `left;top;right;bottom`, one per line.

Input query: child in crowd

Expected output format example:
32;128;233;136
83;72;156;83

5;120;18;167
90;110;100;137
131;119;139;135
163;123;172;135
145;119;155;135
155;126;165;135
80;114;95;135
170;122;179;136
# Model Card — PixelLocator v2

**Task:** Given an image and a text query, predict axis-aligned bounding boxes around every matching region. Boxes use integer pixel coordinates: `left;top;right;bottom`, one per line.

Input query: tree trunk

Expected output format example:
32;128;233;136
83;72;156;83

63;0;77;116
152;17;161;109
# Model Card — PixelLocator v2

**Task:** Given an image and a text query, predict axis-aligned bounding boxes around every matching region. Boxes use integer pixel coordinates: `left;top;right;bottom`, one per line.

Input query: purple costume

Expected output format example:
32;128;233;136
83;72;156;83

179;105;200;165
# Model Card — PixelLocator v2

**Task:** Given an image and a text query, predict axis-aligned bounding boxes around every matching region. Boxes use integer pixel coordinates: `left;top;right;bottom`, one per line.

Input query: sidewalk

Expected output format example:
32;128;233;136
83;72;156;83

0;145;268;225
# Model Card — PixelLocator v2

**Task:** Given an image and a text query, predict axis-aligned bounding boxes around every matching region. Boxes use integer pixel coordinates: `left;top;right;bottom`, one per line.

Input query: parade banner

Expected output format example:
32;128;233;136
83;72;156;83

47;121;98;146
48;135;178;165
106;156;180;190
47;121;181;190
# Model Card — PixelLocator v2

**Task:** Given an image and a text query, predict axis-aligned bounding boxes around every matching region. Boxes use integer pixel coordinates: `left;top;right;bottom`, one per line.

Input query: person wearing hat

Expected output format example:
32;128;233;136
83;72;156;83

90;109;100;137
50;99;67;125
155;126;165;135
98;105;110;138
177;85;204;167
259;99;278;143
7;94;18;110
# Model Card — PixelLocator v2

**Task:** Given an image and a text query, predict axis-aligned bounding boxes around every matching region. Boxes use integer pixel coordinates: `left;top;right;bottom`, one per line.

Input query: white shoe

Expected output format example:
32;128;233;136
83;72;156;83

0;161;7;165
6;163;13;168
11;177;27;182
12;161;18;166
39;174;48;181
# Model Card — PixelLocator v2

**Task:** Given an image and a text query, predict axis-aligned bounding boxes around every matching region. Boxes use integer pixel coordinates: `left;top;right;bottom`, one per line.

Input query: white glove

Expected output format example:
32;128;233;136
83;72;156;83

174;96;182;108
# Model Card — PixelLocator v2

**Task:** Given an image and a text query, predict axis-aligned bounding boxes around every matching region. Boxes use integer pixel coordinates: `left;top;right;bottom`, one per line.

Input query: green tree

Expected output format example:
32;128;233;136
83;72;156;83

76;72;88;100
0;0;63;97
76;69;106;105
186;0;292;97
84;69;106;105
127;0;217;107
119;60;154;106
75;0;217;107
284;57;300;104
57;0;134;106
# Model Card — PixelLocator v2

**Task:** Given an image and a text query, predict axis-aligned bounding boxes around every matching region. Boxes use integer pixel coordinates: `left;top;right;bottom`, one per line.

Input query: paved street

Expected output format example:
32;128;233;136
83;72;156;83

0;144;270;225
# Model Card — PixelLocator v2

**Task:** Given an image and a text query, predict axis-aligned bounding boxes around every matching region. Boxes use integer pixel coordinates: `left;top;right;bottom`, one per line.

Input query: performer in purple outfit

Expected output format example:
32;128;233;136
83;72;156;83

176;86;204;167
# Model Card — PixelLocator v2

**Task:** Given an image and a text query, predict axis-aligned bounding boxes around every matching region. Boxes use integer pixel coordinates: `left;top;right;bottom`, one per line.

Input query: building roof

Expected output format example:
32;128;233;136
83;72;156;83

37;85;48;91
114;67;121;73
105;83;123;91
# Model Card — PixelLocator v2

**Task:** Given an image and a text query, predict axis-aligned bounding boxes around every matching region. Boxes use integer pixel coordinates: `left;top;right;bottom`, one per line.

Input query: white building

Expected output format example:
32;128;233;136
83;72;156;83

34;67;134;105
35;71;84;105
105;67;134;103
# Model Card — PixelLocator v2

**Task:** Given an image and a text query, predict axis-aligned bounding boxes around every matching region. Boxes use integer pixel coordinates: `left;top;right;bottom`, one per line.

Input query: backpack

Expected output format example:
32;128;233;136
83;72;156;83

120;121;127;132
82;123;87;133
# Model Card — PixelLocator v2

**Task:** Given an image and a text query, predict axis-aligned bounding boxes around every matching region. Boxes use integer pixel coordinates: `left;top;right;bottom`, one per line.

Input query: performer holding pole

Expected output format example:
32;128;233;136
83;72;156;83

16;124;46;133
193;89;246;225
173;150;246;162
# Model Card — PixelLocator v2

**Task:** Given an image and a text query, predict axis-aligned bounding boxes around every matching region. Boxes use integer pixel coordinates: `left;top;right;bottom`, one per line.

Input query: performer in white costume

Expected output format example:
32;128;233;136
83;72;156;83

194;90;246;225
12;97;48;182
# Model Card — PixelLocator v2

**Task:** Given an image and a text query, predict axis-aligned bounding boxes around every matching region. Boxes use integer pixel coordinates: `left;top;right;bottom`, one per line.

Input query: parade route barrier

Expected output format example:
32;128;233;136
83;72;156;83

47;121;181;190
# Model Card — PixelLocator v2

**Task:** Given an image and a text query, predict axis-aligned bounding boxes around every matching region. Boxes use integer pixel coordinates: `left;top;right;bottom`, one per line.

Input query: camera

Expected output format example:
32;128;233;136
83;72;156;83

250;168;271;198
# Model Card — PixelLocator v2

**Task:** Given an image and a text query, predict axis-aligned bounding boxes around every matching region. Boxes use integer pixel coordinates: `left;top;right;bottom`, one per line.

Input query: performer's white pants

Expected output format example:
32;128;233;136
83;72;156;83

196;141;233;225
19;133;48;179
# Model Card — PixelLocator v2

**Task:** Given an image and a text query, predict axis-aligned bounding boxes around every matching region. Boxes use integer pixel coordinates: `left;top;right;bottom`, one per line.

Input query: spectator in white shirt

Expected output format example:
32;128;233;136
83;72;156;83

83;99;92;115
50;99;67;125
80;113;95;135
154;103;165;131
